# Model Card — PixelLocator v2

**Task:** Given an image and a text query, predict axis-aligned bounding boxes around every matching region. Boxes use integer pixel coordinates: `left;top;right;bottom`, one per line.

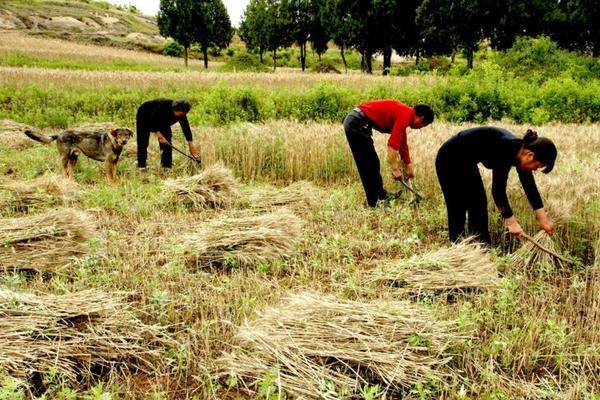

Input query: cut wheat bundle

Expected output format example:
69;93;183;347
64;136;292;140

0;175;81;213
510;231;572;272
246;181;322;214
0;208;96;272
0;288;173;385
164;163;239;209
368;239;499;294
0;119;38;150
182;209;302;268
219;292;459;399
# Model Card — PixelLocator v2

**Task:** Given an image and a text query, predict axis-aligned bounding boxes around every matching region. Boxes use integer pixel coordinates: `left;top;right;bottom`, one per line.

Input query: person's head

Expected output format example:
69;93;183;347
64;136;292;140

411;104;434;129
517;129;557;173
172;99;191;118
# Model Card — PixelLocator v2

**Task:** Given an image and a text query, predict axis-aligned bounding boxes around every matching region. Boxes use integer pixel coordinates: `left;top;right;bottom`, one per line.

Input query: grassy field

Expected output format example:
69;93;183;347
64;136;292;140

1;34;600;400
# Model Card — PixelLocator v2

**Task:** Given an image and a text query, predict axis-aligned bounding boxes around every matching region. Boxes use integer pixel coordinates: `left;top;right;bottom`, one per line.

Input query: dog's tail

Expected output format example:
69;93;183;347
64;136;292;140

24;130;57;144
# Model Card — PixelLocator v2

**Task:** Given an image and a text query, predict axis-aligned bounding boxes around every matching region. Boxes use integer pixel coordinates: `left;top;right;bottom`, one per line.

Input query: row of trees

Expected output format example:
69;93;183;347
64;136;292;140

239;0;599;73
156;0;598;72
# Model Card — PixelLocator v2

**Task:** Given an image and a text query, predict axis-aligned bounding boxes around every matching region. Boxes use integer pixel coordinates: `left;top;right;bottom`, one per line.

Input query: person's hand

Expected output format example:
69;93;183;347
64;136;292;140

188;143;200;160
506;216;524;237
392;169;403;181
156;132;169;145
538;214;554;236
405;163;415;180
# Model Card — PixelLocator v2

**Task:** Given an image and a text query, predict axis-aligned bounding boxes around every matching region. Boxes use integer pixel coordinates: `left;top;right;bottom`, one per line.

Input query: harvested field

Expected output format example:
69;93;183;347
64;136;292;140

0;119;38;150
0;175;80;213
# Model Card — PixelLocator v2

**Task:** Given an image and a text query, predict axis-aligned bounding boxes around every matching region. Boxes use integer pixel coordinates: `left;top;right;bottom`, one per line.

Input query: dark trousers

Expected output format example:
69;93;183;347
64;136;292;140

136;125;173;169
436;143;491;244
344;109;387;207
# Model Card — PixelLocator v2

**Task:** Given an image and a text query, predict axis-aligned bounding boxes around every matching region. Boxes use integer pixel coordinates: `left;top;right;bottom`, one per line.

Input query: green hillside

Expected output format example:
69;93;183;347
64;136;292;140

0;0;164;51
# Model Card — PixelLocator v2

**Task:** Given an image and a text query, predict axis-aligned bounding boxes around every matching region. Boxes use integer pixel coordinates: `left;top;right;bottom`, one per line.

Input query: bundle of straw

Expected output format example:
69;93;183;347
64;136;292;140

182;209;302;268
220;292;458;398
510;231;568;272
368;240;499;294
164;163;239;209
246;181;322;214
0;289;171;384
0;119;38;150
0;208;95;272
0;175;80;213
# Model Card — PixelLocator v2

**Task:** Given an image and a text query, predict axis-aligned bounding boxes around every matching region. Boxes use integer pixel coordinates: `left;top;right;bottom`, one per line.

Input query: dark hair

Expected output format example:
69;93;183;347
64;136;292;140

414;104;434;124
172;99;191;113
523;129;557;174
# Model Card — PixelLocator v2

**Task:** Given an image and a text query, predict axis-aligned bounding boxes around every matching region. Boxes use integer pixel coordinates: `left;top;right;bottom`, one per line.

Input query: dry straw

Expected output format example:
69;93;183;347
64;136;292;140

510;231;569;272
0;119;38;150
182;209;302;268
0;288;172;384
220;292;458;399
368;239;499;294
0;175;80;213
245;181;322;214
0;208;96;272
164;163;239;209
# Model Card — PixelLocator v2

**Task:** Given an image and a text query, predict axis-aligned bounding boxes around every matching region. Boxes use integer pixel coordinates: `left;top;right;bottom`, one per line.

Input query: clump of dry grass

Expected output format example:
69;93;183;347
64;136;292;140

164;163;239;209
510;231;569;272
0;288;173;385
0;208;96;272
182;209;302;268
368;239;499;294
219;292;459;398
245;181;322;214
0;175;81;213
0;119;38;150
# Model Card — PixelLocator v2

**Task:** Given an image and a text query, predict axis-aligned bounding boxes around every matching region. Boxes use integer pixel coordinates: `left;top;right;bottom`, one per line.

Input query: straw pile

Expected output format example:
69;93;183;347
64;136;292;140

182;209;302;268
246;181;322;214
0;119;38;150
510;231;568;272
164;163;239;209
220;292;458;398
0;175;80;213
368;240;499;294
0;209;96;272
0;289;171;384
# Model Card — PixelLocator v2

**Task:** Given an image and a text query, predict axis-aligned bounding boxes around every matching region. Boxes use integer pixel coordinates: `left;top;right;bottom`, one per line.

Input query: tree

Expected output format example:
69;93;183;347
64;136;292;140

309;0;330;61
158;0;233;68
240;0;269;62
327;0;353;72
417;0;486;69
288;0;312;70
263;0;294;70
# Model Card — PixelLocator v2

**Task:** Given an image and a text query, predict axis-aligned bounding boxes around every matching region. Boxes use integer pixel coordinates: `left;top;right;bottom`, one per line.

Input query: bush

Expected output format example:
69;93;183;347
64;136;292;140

220;52;269;72
311;59;341;74
163;41;183;57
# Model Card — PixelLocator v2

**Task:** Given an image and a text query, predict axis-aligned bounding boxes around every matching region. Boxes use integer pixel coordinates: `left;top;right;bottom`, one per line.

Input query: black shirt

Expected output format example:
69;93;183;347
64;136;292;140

136;98;193;141
446;126;543;218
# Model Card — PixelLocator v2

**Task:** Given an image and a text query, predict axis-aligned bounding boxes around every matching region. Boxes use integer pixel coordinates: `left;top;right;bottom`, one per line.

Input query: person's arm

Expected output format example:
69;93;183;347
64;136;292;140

492;167;523;236
387;118;412;179
518;169;554;235
179;116;200;159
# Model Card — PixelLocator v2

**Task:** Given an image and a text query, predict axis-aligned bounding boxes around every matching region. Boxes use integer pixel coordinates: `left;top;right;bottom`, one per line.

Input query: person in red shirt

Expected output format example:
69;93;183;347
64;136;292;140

343;100;434;207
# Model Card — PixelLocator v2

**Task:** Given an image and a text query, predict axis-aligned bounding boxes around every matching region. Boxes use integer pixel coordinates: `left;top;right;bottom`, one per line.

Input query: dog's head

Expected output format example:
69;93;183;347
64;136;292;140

111;128;133;146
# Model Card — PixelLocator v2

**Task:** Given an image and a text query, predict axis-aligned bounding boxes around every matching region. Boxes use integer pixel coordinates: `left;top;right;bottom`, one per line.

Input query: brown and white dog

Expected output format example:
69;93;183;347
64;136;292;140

25;127;133;183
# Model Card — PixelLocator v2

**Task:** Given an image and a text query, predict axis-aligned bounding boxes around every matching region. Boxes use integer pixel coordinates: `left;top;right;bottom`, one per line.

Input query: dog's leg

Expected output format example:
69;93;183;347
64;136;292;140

67;155;78;178
106;161;117;184
61;155;70;177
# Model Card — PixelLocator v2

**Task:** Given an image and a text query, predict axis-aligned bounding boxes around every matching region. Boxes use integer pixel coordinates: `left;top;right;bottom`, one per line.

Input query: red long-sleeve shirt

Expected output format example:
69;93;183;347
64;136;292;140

358;99;416;164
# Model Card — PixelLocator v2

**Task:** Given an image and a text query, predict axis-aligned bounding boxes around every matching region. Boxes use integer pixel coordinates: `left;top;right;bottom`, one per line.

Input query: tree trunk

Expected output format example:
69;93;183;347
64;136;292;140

340;44;348;73
184;45;189;68
273;48;277;71
466;47;474;69
202;46;208;69
382;47;392;75
415;48;420;65
364;50;373;74
300;42;306;71
259;47;263;63
451;49;456;63
317;52;322;62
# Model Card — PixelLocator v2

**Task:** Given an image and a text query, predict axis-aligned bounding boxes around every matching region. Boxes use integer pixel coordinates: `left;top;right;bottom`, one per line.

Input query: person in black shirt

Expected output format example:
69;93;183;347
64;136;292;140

436;127;557;244
136;98;200;170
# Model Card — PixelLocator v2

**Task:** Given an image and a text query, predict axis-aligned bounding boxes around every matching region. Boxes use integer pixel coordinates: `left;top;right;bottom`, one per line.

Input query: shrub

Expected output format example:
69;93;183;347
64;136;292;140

311;59;341;74
220;52;269;72
163;41;183;57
